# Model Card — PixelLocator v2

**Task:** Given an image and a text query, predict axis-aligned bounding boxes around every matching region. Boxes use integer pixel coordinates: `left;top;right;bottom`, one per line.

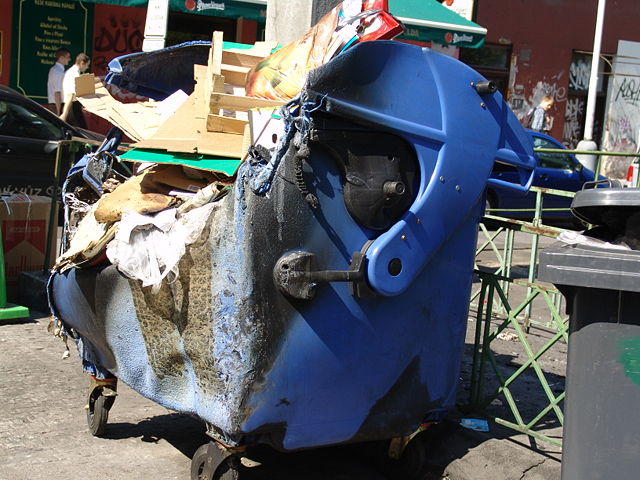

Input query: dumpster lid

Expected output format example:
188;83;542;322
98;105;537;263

539;241;640;292
571;183;640;229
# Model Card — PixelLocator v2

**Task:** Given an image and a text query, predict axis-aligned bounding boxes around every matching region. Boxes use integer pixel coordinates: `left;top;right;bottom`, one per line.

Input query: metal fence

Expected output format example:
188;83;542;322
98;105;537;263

466;186;570;447
466;146;640;446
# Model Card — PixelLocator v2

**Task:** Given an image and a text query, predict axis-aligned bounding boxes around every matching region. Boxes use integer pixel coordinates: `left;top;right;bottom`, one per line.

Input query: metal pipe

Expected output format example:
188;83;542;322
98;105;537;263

584;0;607;141
535;148;640;157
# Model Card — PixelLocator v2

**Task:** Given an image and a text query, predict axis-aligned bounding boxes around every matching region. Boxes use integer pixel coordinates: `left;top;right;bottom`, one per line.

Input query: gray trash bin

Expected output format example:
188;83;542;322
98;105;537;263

539;185;640;480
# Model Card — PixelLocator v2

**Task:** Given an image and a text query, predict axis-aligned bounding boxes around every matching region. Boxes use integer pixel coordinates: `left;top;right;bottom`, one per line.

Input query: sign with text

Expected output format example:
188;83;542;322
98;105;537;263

11;0;93;101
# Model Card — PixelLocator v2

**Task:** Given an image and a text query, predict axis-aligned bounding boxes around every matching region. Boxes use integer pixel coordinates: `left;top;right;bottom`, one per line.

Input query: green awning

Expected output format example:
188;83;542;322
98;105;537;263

389;0;486;48
76;0;267;21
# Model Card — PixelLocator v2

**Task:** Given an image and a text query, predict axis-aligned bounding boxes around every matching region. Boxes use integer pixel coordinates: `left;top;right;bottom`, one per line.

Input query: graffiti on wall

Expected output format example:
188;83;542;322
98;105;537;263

602;40;640;179
569;57;590;92
563;97;585;148
93;12;144;76
92;4;145;77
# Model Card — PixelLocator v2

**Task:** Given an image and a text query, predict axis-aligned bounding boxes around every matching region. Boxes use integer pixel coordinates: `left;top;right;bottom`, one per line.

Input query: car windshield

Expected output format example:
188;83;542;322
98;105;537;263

0;100;63;141
533;136;575;170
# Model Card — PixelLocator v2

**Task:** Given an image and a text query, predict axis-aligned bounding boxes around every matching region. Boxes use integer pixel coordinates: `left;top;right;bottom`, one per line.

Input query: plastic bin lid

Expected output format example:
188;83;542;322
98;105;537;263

571;185;640;229
539;242;640;292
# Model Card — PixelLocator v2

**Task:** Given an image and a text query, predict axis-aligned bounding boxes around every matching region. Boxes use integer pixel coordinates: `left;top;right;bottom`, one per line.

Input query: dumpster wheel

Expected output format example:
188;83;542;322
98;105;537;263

386;436;426;480
86;388;116;436
85;377;117;437
191;441;241;480
364;431;427;480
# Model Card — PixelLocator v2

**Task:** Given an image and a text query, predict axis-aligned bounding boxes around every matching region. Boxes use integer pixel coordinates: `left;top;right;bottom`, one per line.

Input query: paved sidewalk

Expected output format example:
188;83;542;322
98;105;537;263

0;313;199;480
0;310;562;480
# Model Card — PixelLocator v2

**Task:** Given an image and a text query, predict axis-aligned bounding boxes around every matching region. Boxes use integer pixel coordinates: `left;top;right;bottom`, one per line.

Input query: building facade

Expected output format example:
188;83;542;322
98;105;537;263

0;0;265;99
1;0;639;151
468;0;640;148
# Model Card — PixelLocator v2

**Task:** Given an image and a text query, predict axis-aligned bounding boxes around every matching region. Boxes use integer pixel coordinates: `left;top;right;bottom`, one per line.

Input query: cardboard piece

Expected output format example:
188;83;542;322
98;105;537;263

76;77;162;142
78;34;279;158
0;195;57;302
75;73;97;97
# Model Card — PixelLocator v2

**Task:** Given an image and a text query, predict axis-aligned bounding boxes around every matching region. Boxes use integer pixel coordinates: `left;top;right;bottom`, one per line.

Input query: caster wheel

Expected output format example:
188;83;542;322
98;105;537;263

86;388;115;437
368;436;425;480
191;442;240;480
387;437;426;480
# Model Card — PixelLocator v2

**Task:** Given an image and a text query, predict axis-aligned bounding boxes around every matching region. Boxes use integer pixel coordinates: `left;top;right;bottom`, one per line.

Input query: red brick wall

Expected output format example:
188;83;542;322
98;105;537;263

0;0;12;86
476;0;640;141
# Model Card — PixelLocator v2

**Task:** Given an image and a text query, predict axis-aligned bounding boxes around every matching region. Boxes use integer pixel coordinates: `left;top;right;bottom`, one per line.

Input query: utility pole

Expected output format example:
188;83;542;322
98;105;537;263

576;0;606;172
265;0;341;45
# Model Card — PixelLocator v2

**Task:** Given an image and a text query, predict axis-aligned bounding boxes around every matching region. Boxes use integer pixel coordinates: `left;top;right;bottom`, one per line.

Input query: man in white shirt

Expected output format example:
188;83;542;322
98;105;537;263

60;52;91;128
46;48;71;115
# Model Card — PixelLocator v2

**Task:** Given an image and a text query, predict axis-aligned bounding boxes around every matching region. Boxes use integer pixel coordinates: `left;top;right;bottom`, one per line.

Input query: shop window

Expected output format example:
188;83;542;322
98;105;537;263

459;43;511;96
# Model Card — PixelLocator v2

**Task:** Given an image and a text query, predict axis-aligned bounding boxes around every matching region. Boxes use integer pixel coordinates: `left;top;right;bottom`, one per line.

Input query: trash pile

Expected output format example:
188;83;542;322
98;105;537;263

45;0;538;464
51;0;405;293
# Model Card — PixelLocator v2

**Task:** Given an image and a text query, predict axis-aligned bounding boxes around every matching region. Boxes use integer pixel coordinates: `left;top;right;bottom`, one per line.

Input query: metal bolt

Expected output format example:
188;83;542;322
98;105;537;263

455;185;461;191
401;235;407;240
480;102;486;108
439;176;445;182
416;219;422;224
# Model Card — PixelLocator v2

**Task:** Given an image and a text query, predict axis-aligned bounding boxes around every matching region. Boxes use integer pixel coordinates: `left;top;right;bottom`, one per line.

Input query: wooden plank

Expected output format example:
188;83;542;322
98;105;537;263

241;123;251;159
209;31;224;75
205;31;224;112
221;64;250;86
222;50;267;69
211;74;225;93
209;92;284;112
206;114;248;134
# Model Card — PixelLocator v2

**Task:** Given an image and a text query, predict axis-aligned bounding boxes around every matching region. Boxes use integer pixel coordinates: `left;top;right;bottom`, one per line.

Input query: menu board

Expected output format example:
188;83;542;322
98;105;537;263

11;0;93;101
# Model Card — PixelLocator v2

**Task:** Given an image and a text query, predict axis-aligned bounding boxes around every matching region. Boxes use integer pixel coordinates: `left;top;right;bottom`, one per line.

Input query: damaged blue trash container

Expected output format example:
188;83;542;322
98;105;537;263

50;40;535;477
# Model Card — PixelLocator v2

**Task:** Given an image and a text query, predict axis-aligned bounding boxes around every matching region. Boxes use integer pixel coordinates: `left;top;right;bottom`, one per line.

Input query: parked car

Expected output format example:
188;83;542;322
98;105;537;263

0;85;104;197
487;130;598;221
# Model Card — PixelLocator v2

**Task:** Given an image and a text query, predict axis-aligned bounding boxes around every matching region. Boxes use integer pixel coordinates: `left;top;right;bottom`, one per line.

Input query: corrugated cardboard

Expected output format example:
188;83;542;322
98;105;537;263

75;73;97;97
0;195;57;302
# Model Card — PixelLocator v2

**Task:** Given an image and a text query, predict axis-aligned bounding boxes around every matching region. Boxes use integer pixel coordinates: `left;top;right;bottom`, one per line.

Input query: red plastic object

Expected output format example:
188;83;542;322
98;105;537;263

358;8;404;43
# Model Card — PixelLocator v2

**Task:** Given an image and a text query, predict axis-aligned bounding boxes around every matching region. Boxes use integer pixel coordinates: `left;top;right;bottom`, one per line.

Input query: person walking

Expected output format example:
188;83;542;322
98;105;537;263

528;95;554;133
60;52;91;128
46;48;71;115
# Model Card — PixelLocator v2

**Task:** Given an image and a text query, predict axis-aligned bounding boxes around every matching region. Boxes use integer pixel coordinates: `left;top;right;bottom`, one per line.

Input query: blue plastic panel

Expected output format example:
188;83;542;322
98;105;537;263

305;41;535;296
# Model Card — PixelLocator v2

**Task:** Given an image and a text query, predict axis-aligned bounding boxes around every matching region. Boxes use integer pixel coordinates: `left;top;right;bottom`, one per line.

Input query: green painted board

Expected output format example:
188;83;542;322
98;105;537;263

120;148;242;176
11;0;94;101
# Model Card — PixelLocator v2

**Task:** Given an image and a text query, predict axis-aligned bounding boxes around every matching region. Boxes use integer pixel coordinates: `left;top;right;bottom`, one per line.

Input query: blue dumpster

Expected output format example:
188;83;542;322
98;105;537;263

50;40;534;478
